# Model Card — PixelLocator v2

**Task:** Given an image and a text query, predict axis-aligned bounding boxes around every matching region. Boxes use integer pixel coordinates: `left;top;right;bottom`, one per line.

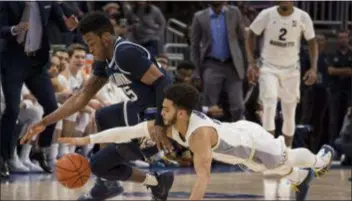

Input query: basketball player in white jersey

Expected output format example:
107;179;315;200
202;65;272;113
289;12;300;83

246;1;318;148
59;84;334;201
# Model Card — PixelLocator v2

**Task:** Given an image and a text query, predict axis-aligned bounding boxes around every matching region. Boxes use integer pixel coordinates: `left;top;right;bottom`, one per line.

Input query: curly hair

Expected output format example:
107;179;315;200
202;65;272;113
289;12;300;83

78;11;114;36
164;83;200;115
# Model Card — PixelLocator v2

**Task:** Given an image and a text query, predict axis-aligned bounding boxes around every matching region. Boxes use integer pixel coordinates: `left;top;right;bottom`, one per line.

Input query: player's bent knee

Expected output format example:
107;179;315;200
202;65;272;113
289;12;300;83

262;98;277;131
262;97;277;107
281;101;297;136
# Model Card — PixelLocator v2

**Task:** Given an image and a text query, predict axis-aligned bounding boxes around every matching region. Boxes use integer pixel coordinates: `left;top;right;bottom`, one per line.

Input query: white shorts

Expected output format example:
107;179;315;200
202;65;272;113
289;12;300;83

259;64;300;103
237;121;287;171
213;121;287;172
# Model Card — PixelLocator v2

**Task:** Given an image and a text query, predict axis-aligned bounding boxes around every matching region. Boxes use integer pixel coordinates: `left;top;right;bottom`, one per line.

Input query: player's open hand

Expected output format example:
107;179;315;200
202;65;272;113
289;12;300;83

58;136;90;146
152;126;174;153
20;122;46;144
247;64;260;84
303;68;317;86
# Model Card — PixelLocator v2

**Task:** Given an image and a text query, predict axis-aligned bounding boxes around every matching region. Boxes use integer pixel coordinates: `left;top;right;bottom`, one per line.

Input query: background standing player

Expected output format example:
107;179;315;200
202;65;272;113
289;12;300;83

246;1;318;148
21;11;174;201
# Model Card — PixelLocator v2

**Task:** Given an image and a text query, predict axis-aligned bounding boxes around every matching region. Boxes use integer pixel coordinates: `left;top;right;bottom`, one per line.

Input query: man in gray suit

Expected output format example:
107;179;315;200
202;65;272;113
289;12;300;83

190;1;245;121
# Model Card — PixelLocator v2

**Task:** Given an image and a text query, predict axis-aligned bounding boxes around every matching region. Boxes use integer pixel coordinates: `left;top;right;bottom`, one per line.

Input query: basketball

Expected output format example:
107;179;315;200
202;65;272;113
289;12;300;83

55;153;91;189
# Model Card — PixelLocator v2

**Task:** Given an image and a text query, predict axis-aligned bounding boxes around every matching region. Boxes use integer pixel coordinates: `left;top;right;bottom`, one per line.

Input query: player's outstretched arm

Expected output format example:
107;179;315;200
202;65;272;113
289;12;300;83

58;120;155;146
188;127;214;200
20;75;108;144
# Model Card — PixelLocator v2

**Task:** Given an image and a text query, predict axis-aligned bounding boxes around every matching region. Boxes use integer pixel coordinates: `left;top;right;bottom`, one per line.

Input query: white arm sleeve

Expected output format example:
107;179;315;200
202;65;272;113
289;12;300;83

249;9;269;36
301;12;315;40
89;121;150;144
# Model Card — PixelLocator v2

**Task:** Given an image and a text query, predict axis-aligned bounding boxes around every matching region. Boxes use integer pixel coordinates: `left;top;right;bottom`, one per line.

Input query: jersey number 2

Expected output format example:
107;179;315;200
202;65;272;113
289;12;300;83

279;28;287;41
122;86;138;102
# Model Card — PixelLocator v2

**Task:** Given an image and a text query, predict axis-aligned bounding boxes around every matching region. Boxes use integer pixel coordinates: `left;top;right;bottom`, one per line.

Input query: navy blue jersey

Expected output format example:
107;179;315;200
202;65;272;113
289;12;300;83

93;37;169;113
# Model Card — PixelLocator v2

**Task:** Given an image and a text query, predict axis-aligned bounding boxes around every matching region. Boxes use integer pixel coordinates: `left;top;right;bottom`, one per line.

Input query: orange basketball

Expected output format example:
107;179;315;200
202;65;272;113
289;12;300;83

55;153;91;189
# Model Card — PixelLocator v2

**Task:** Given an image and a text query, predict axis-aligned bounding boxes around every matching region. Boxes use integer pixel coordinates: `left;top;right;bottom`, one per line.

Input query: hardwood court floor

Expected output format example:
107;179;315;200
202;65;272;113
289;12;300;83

1;165;351;200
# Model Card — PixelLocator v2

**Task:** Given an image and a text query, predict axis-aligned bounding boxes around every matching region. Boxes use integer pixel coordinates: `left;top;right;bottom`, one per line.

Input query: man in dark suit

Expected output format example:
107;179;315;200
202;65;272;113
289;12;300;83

0;1;77;177
190;2;246;122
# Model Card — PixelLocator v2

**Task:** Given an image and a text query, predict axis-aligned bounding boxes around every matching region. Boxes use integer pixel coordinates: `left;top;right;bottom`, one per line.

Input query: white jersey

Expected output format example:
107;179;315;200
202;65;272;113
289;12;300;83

170;111;287;172
250;6;315;68
57;70;85;93
67;70;85;93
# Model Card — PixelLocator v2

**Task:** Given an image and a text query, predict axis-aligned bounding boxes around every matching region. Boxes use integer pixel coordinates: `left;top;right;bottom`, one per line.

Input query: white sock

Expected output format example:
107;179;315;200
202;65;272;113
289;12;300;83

58;144;69;157
278;178;291;200
263;178;278;200
284;167;308;185
287;148;324;168
20;144;32;162
12;148;21;163
142;174;158;186
10;148;29;171
50;143;59;161
82;144;93;156
69;145;76;153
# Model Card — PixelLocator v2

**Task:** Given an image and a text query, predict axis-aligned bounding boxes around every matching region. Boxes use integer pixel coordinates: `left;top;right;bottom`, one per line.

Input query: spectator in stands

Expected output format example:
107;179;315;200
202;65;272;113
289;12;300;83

175;61;224;119
58;2;86;45
54;48;70;73
190;1;245;122
102;2;121;16
0;1;78;177
174;61;195;84
126;1;166;57
15;86;46;173
88;2;124;14
236;1;258;27
1;81;45;173
56;44;93;158
334;106;352;167
327;30;352;158
49;55;72;167
109;13;128;37
300;34;330;152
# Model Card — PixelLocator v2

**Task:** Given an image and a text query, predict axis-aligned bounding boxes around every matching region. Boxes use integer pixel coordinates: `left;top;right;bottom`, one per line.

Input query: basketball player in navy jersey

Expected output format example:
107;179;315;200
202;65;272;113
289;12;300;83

21;11;174;201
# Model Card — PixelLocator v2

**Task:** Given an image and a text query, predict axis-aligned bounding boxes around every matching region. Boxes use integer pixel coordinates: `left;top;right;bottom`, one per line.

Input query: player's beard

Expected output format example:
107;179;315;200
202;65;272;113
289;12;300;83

279;5;289;12
163;112;177;127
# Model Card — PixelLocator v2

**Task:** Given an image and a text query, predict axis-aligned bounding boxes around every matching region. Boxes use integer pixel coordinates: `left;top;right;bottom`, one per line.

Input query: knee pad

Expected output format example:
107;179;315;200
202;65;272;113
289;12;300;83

262;98;278;131
75;113;90;133
281;101;297;136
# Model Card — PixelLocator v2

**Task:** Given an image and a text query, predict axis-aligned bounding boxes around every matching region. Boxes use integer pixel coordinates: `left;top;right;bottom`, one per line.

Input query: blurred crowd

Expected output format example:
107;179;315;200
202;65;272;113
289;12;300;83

0;1;351;177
